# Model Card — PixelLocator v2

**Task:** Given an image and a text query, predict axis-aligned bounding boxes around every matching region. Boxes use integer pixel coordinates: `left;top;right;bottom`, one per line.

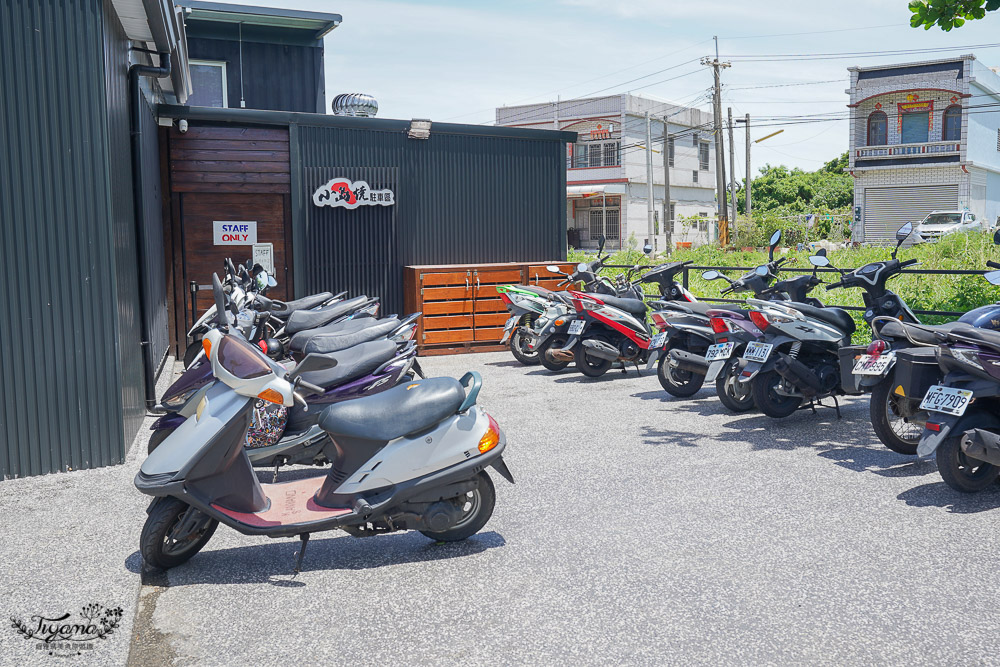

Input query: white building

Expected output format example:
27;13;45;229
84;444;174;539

496;94;718;250
848;55;1000;242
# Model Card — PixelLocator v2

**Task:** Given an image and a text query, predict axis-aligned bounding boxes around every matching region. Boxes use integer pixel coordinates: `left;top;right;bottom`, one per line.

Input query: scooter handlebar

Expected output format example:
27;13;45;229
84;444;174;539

988;261;1000;269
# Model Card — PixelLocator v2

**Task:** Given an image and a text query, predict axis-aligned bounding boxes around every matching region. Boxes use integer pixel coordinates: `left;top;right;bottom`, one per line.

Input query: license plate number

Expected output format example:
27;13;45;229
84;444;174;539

567;319;585;335
919;385;973;416
853;352;894;376
742;342;773;363
650;332;668;349
705;342;735;362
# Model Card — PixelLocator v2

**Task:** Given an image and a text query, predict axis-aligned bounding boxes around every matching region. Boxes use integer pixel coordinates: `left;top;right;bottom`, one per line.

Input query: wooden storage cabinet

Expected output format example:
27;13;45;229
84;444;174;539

404;262;576;356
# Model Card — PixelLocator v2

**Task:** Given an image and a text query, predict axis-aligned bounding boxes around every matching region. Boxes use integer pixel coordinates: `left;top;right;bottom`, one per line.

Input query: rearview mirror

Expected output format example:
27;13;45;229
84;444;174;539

598;234;607;254
809;255;830;267
993;228;1000;245
701;270;720;280
577;262;589;273
895;222;913;242
755;265;769;277
546;265;563;274
817;247;827;257
642;244;653;255
769;230;782;247
986;270;1000;286
290;352;339;378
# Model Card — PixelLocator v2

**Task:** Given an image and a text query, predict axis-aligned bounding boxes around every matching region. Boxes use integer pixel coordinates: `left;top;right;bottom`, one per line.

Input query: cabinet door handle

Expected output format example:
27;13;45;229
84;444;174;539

475;271;480;289
466;270;470;290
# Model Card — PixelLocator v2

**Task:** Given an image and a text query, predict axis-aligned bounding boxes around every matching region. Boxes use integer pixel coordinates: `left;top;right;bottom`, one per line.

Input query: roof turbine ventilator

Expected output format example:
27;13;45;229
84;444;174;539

331;93;378;117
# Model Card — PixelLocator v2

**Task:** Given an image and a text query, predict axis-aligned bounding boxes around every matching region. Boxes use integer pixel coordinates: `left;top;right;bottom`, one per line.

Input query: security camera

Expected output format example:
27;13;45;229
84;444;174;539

178;119;189;133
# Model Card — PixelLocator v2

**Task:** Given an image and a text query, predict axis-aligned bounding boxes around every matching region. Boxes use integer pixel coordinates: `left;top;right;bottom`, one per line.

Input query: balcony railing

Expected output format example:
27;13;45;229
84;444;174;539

856;140;960;160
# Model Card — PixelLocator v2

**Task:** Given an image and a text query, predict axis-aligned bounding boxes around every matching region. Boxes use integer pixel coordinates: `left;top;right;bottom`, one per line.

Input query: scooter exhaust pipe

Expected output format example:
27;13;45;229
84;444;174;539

548;349;574;362
961;428;1000;466
582;339;620;361
668;349;710;377
773;353;823;397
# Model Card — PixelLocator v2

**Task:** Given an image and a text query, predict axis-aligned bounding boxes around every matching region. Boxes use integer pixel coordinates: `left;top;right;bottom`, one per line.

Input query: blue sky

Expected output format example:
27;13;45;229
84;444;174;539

212;0;1000;177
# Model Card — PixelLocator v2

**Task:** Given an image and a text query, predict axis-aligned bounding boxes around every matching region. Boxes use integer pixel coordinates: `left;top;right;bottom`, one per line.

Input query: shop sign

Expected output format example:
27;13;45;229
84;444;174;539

252;243;274;274
213;221;256;245
313;178;395;209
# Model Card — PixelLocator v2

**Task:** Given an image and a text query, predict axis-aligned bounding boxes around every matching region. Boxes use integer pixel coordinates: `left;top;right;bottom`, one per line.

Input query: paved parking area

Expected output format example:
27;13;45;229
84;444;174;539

6;352;1000;665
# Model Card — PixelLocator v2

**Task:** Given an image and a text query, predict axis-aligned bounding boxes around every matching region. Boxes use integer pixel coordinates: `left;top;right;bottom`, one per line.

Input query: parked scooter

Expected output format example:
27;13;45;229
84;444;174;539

647;230;790;398
851;226;1000;454
136;277;512;572
496;284;561;365
912;310;1000;492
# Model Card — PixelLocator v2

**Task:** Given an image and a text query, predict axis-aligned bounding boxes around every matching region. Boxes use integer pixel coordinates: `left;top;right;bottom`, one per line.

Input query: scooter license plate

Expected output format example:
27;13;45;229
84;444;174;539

853;352;894;376
919;385;973;416
705;342;735;362
567;319;585;336
741;341;772;363
650;332;668;349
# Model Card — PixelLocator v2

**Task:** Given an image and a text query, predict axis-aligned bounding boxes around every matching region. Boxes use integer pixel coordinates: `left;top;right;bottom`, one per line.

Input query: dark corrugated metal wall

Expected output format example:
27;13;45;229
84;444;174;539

187;37;325;113
139;94;170;371
0;0;131;477
104;0;145;449
295;125;566;312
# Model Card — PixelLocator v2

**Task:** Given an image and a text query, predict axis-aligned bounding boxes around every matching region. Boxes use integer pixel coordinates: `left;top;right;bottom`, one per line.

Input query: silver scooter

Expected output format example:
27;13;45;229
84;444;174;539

135;275;514;572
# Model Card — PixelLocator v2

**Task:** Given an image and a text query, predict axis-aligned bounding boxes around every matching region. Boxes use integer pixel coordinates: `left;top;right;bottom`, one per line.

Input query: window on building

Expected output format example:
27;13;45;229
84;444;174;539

588;143;602;167
901;111;929;144
867;111;887;146
692;170;698;184
667;137;675;167
188;60;228;108
603;142;620;167
571;141;620;168
699;141;710;170
697;216;708;233
692;132;699;146
942;105;962;142
589;208;621;241
668;202;675;224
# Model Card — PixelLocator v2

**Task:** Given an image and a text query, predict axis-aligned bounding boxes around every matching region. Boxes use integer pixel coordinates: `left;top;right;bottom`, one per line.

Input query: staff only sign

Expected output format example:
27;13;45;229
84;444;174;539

313;178;395;209
213;221;257;245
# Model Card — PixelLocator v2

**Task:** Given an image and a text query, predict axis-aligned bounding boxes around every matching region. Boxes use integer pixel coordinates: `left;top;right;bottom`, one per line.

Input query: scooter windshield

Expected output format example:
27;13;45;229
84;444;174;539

216;335;272;380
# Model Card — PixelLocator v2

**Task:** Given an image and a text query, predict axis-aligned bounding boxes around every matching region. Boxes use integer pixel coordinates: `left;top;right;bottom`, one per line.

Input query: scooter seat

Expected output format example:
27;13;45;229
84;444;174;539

285;295;369;335
659;301;742;318
289;316;391;353
876;319;964;346
785;302;856;335
256;293;333;319
299;339;397;390
319;377;466;441
947;323;1000;351
301;318;401;355
599;295;647;315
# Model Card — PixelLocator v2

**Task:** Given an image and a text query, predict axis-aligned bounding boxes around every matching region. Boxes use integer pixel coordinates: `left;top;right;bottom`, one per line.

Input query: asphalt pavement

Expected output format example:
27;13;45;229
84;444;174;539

4;352;1000;666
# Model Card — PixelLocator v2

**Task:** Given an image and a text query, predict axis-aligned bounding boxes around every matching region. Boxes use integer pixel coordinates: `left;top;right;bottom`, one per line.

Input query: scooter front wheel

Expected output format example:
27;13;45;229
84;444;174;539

509;329;540;366
420;471;496;542
140;498;218;570
936;434;1000;493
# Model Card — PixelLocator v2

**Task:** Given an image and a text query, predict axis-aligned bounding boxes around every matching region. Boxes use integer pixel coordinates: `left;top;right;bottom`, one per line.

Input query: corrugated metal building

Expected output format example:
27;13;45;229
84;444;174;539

1;1;572;478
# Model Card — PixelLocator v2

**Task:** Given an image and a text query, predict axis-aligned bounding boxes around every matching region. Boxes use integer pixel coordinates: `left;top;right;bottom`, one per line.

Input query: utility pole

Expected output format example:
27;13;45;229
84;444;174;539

702;39;731;246
645;111;655;248
736;113;752;219
727;106;738;240
662;116;672;254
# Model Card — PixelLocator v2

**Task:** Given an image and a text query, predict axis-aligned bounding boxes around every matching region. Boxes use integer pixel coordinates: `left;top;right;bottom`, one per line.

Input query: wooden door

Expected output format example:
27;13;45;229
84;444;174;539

179;193;291;329
417;269;475;344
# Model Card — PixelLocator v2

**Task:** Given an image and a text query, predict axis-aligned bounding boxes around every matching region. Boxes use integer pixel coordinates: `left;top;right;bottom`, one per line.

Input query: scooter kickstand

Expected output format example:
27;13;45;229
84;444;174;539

293;533;311;574
272;456;287;484
832;395;842;419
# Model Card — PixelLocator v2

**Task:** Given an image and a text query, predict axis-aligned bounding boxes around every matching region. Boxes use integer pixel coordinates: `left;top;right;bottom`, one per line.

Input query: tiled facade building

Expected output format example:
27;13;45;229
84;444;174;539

847;55;1000;242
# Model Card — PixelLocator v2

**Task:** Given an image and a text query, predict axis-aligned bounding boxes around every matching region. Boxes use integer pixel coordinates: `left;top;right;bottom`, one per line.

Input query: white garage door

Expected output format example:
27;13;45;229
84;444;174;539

863;185;958;243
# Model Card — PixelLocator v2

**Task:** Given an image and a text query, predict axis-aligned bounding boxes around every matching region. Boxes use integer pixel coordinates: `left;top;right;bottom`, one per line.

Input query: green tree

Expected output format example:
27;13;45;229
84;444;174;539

735;152;852;215
909;0;1000;30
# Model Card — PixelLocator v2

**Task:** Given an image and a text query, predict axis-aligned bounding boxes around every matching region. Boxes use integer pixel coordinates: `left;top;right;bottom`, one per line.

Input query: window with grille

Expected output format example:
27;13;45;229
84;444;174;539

942;105;961;142
692;170;698;183
571;141;620;168
692;132;699;146
603;142;620;166
867;111;888;146
589;143;602;167
699;142;710;170
698;219;708;232
668;137;675;167
588;208;620;241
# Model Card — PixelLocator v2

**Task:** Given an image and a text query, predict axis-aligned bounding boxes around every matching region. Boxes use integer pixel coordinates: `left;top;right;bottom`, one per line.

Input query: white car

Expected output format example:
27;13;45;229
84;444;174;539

914;210;984;242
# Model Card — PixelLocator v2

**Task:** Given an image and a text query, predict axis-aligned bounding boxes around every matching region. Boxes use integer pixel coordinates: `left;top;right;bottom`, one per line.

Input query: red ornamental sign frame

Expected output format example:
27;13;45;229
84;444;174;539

313;178;395;209
897;100;934;133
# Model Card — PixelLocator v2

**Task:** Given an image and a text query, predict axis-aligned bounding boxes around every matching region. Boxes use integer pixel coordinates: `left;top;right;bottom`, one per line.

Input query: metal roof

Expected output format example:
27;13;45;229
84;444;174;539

111;0;192;101
178;1;343;39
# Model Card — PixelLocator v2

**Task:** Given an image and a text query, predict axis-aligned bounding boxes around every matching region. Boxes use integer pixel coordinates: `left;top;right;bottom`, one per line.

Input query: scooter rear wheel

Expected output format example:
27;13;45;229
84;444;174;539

538;334;571;372
420;471;496;542
140;497;218;570
936;434;1000;493
716;368;755;412
575;343;613;378
657;353;704;398
869;373;920;455
750;369;803;418
509;329;540;366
